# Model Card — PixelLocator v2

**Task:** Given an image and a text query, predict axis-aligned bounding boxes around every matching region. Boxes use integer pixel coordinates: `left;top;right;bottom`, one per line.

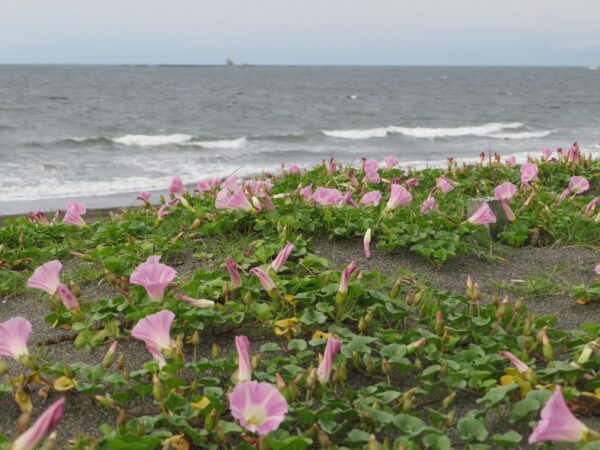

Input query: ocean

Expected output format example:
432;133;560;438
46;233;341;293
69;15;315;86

0;65;599;215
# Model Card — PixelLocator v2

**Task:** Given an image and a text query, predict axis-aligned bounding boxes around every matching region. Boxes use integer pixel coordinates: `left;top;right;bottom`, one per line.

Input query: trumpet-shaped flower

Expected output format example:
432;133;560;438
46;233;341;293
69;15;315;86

468;202;497;225
0;316;31;360
168;176;185;195
595;264;600;275
137;191;152;203
313;187;344;206
569;176;589;194
338;261;357;295
221;174;238;192
499;351;530;375
360;191;382;206
494;182;518;221
235;336;252;383
317;338;342;383
384;156;399;168
299;184;313;200
225;257;243;288
63;202;86;227
175;294;215;308
226;187;253;211
229;380;288;435
363;228;372;259
271;243;295;272
420;194;438;214
436;177;457;194
130;256;177;302
27;260;62;295
386;184;412;210
505;156;517;167
244;180;273;196
289;164;300;174
195;178;219;195
12;397;66;450
541;149;553;161
529;386;593;444
28;211;50;225
520;164;538;188
249;267;276;293
404;178;419;188
56;284;80;312
131;310;175;368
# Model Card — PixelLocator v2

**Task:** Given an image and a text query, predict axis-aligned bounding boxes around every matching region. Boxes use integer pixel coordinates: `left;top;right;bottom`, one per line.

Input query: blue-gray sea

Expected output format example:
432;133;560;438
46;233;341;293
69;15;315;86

0;65;599;214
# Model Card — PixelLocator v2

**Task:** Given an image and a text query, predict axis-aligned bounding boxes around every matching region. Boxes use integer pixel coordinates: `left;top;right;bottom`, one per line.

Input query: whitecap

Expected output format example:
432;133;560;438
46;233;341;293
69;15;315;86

183;137;247;149
112;133;193;146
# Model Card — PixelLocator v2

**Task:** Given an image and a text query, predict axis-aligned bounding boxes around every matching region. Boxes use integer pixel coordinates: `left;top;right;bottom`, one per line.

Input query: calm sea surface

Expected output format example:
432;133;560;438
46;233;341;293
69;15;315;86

0;65;599;214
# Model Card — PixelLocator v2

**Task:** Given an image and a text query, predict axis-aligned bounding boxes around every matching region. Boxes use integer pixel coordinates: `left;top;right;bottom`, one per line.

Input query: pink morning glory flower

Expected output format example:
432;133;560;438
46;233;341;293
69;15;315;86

226;187;253;211
129;256;177;302
499;351;530;375
0;316;31;360
338;261;357;295
505;155;517;167
168;176;186;195
520;164;539;188
541;149;552;161
529;386;594;444
137;191;152;203
494;182;518;222
569;176;590;194
12;397;65;450
317;337;342;384
235;335;252;383
594;264;600;275
420;194;438;214
360;191;382;206
195;178;219;195
249;267;276;293
174;294;215;308
63;202;87;227
436;177;457;194
27;260;62;295
229;380;288;435
56;284;80;312
270;243;295;272
299;184;313;201
384;156;399;168
131;310;175;368
289;164;300;174
385;184;412;210
313;187;344;206
225;257;243;289
468;202;497;225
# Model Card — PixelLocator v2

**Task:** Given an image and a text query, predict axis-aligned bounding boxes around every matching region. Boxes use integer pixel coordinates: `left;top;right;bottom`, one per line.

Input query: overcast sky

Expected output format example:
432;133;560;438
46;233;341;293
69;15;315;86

2;0;599;65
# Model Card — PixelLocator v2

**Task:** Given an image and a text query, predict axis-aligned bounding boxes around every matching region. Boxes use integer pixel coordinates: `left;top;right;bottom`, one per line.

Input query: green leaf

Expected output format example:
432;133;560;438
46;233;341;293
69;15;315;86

265;436;312;450
457;417;488;442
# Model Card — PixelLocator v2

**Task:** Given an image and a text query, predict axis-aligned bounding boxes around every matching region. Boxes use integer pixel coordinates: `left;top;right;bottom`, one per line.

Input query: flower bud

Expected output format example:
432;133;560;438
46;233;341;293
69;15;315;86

435;311;444;336
243;291;252;306
204;409;217;432
212;343;221;358
441;393;455;409
152;374;164;402
368;435;380;450
381;358;392;376
318;430;333;448
101;341;118;369
352;351;362;369
332;363;347;383
365;356;376;374
358;317;368;333
445;409;456;427
69;282;82;299
390;279;402;299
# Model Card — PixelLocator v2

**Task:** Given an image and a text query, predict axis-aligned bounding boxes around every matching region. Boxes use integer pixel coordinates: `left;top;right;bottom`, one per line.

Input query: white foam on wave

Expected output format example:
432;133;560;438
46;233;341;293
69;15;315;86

488;130;555;140
323;122;527;140
183;137;247;149
113;133;193;146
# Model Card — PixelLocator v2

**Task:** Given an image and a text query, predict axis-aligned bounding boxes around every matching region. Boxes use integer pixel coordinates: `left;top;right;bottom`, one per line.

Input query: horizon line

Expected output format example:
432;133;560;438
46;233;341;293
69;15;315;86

0;63;597;68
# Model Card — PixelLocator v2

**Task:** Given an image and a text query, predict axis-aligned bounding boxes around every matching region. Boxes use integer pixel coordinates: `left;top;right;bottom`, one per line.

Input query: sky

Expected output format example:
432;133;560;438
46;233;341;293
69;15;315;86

1;0;599;65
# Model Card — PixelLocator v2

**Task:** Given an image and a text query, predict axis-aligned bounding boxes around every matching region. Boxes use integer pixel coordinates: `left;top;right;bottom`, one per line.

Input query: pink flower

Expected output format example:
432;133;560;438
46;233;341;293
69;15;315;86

226;187;253;211
225;257;243;289
363;160;380;184
499;351;530;375
299;184;313;200
215;188;232;209
174;294;215;308
12;397;66;450
567;142;581;165
338;191;356;208
420;194;438;214
360;191;382;206
338;261;357;295
529;386;591;444
271;243;295;272
249;267;276;293
313;187;344;206
348;171;360;188
244;180;274;196
27;260;62;295
363;228;372;259
436;177;457;194
404;178;419;188
131;310;175;368
289;164;300;175
595;264;600;275
584;197;600;215
168;176;186;195
326;160;337;175
384;156;399;168
385;184;413;210
494;182;518;222
137;191;152;203
229;380;288;435
0;316;31;360
505;156;517;167
157;198;179;219
63;202;86;227
568;176;589;194
56;284;80;312
468;202;497;225
520;164;539;188
129;256;177;302
195;178;219;195
221;174;238;192
541;149;553;161
28;211;50;226
235;336;252;383
317;337;342;384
